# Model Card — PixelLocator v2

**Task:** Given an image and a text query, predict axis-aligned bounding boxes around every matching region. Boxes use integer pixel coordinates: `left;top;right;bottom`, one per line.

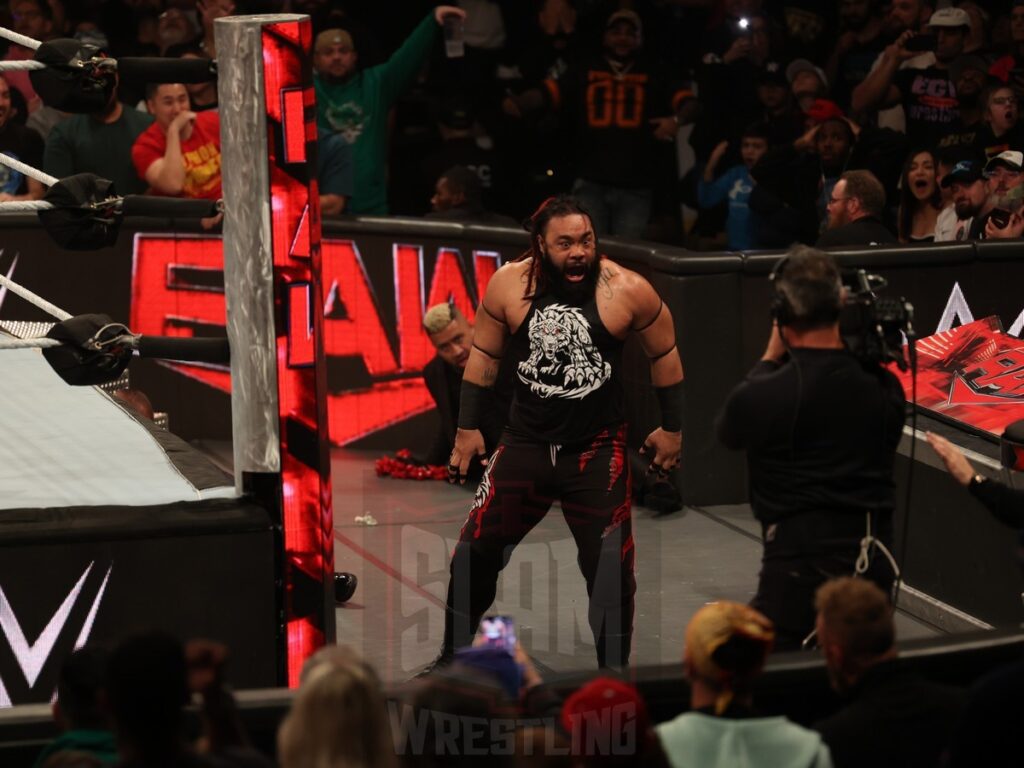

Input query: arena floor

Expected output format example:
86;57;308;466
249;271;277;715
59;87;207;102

324;449;941;682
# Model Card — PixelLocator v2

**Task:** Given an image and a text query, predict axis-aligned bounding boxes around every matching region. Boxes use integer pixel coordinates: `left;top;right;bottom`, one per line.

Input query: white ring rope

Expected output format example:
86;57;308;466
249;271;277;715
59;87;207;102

0;200;54;211
0;336;60;349
0;273;71;321
0;59;46;71
0;26;41;51
0;151;58;187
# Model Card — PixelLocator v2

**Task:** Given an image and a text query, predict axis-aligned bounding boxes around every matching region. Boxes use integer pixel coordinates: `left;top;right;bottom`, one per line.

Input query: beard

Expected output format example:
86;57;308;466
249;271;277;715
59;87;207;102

828;208;849;230
539;249;601;306
954;199;981;219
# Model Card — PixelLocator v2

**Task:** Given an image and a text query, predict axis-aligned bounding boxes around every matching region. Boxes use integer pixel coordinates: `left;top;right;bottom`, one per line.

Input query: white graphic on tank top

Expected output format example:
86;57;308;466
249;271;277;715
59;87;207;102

517;303;611;400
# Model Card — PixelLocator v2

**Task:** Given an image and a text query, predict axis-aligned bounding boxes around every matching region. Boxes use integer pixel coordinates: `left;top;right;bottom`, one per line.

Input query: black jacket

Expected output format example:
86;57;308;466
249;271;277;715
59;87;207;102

814;659;966;768
816;215;897;248
715;349;905;523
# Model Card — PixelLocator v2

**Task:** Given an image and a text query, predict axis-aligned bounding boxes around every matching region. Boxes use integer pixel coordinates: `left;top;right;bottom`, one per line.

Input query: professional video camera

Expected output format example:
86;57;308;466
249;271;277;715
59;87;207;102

839;269;915;371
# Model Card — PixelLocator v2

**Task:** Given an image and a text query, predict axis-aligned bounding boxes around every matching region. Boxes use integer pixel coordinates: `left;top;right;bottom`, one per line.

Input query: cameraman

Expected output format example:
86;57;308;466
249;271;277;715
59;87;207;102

716;246;906;651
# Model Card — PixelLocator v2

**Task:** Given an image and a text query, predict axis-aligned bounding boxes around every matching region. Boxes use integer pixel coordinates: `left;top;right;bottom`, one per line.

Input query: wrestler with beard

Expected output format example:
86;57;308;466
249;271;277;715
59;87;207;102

425;196;684;672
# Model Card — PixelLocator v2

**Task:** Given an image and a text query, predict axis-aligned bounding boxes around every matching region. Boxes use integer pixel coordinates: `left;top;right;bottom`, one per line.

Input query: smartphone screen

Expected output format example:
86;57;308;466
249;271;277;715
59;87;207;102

990;208;1011;229
904;33;936;53
731;16;752;38
480;615;516;650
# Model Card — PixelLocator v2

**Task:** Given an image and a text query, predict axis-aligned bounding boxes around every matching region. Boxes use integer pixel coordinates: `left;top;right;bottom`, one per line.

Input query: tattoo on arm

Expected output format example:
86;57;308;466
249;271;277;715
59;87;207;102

482;361;498;384
598;268;614;299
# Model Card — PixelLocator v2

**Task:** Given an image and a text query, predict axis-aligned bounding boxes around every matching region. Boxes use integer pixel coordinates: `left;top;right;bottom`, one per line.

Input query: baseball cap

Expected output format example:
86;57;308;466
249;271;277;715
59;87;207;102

684;601;774;686
561;677;653;750
928;7;971;28
786;58;828;89
606;9;642;36
314;28;354;54
985;150;1024;174
941;159;984;187
806;98;846;123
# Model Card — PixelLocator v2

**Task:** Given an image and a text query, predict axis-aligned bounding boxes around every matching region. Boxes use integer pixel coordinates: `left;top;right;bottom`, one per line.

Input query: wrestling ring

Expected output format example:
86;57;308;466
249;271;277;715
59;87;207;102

0;13;1021;724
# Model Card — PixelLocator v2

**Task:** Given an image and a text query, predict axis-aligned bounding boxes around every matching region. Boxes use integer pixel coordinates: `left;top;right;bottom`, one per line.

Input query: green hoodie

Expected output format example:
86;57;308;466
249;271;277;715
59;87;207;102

314;13;438;215
33;728;117;768
657;712;833;768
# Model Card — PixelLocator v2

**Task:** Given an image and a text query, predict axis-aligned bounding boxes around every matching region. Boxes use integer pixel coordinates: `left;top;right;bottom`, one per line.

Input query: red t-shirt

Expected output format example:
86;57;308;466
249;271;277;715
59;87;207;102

131;110;222;199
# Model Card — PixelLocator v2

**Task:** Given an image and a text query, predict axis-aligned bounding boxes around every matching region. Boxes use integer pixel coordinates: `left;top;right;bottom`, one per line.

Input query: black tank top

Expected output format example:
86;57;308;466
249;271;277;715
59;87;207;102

505;293;624;445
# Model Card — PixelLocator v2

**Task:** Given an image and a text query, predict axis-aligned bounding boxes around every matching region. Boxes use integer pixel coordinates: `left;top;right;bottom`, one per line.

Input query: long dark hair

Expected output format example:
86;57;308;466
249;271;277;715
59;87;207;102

516;195;595;298
897;149;942;242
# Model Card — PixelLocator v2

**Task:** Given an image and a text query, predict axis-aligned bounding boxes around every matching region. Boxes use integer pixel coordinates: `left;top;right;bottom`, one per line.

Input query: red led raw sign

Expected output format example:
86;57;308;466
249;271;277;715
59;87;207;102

891;315;1024;437
131;235;502;445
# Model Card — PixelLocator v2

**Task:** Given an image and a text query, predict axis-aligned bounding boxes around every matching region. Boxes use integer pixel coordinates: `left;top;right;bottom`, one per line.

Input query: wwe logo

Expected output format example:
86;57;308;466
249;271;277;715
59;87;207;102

938;282;1024;338
0;562;112;707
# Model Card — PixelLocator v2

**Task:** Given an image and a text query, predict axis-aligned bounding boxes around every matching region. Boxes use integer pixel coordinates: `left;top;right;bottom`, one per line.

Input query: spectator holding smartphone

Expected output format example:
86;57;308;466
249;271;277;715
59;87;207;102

980;150;1024;240
852;7;968;149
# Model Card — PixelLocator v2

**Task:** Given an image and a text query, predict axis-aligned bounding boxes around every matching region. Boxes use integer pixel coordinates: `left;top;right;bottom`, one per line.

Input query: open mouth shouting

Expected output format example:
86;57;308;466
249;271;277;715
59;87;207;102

564;262;589;282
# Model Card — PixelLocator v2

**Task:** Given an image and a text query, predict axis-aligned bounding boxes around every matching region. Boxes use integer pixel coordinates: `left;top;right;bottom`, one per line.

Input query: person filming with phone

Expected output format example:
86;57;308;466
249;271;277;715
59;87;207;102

852;7;969;149
979;150;1024;240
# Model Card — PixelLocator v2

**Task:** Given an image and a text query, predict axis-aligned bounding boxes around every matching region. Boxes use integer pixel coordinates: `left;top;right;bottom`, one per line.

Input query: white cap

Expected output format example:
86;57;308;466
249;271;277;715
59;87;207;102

985;150;1024;174
786;58;828;89
928;7;971;28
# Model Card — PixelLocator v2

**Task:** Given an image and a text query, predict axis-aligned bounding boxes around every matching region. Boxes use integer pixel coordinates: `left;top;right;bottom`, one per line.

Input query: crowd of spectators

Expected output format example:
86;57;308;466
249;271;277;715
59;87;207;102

30;575;1019;767
7;0;1024;249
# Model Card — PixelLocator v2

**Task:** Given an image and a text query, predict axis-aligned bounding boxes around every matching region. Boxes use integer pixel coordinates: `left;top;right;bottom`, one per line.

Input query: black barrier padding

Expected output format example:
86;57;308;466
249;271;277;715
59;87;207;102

116;56;216;83
894;432;1024;627
644;249;745;276
0;498;277;706
121;195;219;219
601;239;659;265
651;271;748;505
742;242;976;275
0;497;267;545
975;238;1024;263
820;241;976;269
137;334;230;364
539;629;1024;726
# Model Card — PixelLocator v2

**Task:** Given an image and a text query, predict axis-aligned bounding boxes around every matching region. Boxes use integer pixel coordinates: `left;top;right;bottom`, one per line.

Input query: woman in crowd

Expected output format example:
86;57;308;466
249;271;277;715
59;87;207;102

278;646;396;768
897;150;942;243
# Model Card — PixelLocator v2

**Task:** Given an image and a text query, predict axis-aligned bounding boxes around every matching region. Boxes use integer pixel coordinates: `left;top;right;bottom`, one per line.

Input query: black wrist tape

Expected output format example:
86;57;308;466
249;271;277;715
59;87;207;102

458;380;488;430
656;380;684;432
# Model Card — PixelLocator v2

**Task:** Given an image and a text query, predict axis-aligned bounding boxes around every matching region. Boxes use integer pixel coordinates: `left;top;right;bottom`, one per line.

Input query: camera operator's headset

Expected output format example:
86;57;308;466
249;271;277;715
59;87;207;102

769;255;901;648
769;254;842;328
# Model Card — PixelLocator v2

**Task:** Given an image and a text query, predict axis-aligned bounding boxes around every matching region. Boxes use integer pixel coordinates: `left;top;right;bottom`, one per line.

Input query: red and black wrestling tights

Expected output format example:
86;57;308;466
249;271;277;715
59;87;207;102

443;425;636;668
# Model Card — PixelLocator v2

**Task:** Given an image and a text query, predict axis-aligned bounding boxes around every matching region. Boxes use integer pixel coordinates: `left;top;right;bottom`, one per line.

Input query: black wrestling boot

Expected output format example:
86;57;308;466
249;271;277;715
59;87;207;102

333;572;358;604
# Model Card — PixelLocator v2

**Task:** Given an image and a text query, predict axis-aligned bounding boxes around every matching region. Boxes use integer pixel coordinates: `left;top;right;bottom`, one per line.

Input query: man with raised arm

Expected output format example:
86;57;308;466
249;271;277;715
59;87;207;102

438;195;684;670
